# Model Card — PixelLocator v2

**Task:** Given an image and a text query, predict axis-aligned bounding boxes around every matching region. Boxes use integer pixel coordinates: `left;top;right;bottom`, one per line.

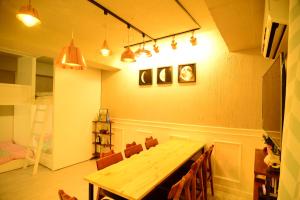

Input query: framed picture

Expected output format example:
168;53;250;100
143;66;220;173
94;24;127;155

139;69;152;85
157;66;172;84
178;63;196;83
98;108;109;122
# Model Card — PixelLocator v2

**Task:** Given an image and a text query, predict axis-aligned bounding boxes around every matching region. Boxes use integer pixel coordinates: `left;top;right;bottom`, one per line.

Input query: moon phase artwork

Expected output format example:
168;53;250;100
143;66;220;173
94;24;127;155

139;69;152;85
157;66;172;84
178;63;196;83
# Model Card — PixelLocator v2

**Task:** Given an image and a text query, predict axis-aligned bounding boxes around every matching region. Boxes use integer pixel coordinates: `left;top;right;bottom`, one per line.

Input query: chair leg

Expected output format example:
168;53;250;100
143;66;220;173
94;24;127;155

210;176;214;196
96;188;105;200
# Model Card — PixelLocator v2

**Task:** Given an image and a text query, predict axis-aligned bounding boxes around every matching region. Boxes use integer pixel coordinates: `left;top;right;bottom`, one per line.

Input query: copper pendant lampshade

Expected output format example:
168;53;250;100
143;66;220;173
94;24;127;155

121;47;136;63
121;25;135;63
16;0;41;27
55;38;87;70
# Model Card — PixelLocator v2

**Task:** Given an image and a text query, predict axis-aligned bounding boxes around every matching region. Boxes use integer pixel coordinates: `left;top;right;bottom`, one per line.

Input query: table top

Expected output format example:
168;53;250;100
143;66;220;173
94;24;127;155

84;139;205;200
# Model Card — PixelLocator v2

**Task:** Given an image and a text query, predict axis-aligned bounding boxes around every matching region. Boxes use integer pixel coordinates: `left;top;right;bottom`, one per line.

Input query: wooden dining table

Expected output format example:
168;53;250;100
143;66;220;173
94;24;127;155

84;138;205;200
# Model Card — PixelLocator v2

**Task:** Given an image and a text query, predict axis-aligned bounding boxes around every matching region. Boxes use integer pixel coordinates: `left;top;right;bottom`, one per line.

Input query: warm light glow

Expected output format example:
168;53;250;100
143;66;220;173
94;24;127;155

171;37;177;50
100;40;111;56
56;39;87;70
16;4;41;27
153;43;159;53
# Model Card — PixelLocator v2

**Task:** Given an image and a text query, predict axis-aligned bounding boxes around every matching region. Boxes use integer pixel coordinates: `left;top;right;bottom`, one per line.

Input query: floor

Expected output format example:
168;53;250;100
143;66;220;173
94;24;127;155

0;161;249;200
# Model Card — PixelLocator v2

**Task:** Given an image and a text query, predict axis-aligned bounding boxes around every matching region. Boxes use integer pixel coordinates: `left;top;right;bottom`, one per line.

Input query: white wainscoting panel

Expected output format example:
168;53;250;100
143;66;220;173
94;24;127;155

214;141;242;183
111;118;264;199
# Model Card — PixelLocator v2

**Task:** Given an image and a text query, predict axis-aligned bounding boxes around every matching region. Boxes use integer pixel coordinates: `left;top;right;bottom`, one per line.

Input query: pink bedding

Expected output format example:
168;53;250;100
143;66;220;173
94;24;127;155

0;141;28;164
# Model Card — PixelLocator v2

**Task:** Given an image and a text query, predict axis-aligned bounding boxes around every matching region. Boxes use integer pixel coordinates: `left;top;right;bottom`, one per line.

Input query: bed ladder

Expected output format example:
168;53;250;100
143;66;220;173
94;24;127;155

23;102;50;175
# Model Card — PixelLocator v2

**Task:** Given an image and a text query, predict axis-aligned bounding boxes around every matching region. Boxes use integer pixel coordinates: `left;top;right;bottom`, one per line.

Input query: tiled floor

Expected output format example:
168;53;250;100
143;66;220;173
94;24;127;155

0;160;249;200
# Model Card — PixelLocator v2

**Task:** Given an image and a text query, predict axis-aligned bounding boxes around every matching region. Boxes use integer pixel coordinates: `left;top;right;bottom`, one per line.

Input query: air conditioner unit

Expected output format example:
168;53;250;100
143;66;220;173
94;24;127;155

262;0;288;59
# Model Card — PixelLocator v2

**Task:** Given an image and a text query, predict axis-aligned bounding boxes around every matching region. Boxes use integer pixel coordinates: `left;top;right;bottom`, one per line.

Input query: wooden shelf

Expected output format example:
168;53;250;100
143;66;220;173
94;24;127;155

92;131;113;135
92;142;114;147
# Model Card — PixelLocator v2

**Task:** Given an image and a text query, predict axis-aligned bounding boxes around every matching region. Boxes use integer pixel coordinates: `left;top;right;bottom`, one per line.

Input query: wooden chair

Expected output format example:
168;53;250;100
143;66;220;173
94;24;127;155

100;150;114;158
96;152;123;200
96;152;123;170
124;144;143;158
204;145;214;199
168;170;193;200
191;155;205;200
145;138;159;150
58;190;78;200
126;141;136;148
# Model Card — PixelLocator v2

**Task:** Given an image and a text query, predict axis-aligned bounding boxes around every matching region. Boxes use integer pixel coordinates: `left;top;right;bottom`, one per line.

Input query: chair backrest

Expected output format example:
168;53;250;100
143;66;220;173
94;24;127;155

145;136;153;141
191;155;205;200
205;145;214;170
145;138;159;150
58;190;78;200
96;152;123;170
100;150;114;158
124;144;143;158
168;170;193;200
126;141;136;148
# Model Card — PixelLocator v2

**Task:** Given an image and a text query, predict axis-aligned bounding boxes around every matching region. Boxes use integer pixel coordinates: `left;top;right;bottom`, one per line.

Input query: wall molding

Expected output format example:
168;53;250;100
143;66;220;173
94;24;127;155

112;117;264;138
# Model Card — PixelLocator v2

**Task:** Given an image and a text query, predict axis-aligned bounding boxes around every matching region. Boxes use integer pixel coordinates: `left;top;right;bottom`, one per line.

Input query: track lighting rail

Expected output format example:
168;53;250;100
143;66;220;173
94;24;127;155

124;28;200;48
88;0;154;40
174;0;201;28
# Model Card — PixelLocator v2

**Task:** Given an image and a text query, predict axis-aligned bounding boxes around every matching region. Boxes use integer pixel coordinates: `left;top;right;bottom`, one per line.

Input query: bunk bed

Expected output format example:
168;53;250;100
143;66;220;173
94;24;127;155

0;83;32;105
0;82;33;173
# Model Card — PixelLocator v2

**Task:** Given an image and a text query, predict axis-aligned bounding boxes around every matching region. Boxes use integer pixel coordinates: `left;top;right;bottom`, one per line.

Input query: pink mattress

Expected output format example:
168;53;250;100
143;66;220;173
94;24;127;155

0;141;28;165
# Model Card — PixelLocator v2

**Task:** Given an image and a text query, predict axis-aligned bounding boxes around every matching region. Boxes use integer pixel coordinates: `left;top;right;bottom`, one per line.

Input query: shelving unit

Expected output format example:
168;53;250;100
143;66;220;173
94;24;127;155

91;120;113;159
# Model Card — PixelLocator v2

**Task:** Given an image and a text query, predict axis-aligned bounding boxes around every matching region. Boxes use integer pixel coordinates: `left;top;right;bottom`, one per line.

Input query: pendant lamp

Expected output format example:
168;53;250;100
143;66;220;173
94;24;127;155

100;11;111;56
55;36;87;70
135;34;152;58
16;0;41;27
121;25;135;63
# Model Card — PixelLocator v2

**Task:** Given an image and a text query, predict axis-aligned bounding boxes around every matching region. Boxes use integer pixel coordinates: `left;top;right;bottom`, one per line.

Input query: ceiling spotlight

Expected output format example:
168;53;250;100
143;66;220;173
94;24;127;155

171;36;177;50
55;37;87;70
135;45;142;57
153;40;159;53
16;0;41;27
121;25;135;63
190;31;197;46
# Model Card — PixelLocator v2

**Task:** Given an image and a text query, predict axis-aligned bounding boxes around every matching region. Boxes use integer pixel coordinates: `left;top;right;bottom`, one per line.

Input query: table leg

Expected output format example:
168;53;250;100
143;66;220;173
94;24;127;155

89;183;93;200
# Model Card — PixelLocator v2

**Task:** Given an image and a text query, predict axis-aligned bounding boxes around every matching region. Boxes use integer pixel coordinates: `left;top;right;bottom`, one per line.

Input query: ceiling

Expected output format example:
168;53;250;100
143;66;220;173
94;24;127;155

0;0;264;70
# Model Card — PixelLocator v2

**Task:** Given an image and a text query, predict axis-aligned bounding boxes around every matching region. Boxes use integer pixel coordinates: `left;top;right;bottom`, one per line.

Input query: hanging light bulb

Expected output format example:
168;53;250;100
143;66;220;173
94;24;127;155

171;35;177;50
121;25;135;63
55;33;87;70
100;11;111;56
190;31;197;46
16;0;41;27
153;40;159;53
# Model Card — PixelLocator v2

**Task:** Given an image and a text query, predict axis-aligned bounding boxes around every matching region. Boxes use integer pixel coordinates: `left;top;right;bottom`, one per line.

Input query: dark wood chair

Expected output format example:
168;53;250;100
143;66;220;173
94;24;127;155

125;141;136;148
145;138;159;150
191;155;205;200
96;152;123;170
204;145;214;199
124;144;143;158
100;150;114;158
58;190;78;200
168;170;193;200
96;152;123;200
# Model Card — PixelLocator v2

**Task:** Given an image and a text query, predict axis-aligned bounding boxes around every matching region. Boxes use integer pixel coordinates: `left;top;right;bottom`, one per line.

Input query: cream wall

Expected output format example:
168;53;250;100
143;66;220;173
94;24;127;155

102;30;271;129
101;29;272;198
53;67;101;170
278;1;300;199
